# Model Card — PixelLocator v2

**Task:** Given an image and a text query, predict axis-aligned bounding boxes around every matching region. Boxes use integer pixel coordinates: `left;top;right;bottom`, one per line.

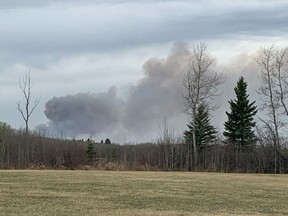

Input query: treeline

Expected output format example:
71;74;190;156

0;125;287;173
2;43;288;173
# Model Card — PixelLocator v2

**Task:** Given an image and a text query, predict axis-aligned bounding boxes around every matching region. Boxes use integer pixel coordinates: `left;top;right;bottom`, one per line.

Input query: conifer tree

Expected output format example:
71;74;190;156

184;104;217;152
105;138;111;144
223;76;258;148
86;138;95;164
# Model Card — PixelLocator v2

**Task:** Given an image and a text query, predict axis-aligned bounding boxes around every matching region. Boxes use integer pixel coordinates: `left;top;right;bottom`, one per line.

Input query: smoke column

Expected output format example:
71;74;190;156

42;87;123;137
40;41;260;142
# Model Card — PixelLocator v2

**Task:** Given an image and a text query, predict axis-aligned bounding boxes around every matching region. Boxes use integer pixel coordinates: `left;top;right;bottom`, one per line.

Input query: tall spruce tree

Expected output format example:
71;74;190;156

184;104;217;152
223;76;258;148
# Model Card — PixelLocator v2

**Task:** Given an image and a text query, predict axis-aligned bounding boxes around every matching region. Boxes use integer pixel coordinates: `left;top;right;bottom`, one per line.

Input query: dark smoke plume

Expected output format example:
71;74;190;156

41;87;123;137
40;41;191;141
39;41;259;142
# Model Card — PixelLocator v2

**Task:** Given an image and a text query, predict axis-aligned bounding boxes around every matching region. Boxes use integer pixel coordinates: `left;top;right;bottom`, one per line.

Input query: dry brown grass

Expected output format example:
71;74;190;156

0;170;287;215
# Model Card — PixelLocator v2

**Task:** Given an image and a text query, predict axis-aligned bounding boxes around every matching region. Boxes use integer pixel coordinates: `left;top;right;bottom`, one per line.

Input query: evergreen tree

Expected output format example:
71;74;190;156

105;138;111;144
86;138;95;164
223;76;258;148
184;104;217;152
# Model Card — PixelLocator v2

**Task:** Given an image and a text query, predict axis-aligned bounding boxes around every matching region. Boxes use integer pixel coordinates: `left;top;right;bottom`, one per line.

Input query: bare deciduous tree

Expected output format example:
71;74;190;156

157;118;177;171
17;72;40;167
17;72;40;137
256;44;288;173
182;43;223;169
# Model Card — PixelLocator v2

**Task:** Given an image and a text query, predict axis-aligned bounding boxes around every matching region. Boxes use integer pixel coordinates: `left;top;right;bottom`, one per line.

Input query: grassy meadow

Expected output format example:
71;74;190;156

0;170;287;216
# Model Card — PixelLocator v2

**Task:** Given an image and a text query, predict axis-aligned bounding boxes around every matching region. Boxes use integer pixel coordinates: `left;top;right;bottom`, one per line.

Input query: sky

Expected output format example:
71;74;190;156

1;0;288;143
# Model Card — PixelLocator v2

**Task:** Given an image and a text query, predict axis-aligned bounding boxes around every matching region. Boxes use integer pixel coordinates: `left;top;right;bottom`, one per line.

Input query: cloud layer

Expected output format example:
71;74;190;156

1;1;288;142
1;0;288;58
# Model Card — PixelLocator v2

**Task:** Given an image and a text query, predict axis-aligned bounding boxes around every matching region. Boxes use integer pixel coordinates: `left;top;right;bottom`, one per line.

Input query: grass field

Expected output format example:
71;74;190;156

0;170;287;216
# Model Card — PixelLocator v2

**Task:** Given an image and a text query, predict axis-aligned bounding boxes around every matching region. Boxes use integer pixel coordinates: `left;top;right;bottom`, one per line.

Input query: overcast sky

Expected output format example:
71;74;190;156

1;0;288;142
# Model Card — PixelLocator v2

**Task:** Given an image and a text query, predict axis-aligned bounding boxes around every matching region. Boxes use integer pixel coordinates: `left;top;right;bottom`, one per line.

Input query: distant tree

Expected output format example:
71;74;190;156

86;138;95;164
0;122;13;145
0;122;12;134
184;104;217;153
17;72;40;138
16;72;40;167
158;118;177;171
223;76;258;149
0;122;13;167
105;138;111;144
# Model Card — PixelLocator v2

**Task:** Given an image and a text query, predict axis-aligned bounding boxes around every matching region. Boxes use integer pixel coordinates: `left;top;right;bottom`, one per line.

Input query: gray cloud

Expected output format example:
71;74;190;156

0;0;171;9
1;0;288;59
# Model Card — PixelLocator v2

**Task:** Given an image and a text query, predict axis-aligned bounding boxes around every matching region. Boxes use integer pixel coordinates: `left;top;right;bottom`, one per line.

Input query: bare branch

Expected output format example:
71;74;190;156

182;43;223;167
273;46;288;116
17;71;40;136
183;42;223;114
255;44;288;162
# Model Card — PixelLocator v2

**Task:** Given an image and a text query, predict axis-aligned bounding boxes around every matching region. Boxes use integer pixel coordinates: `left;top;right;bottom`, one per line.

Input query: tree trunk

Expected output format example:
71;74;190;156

192;107;197;169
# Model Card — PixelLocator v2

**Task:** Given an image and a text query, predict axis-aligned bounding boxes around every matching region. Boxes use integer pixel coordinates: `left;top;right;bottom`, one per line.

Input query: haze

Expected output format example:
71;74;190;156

1;0;288;142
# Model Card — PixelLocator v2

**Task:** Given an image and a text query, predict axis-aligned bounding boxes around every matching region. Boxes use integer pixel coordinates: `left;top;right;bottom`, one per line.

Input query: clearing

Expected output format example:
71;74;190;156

0;170;287;215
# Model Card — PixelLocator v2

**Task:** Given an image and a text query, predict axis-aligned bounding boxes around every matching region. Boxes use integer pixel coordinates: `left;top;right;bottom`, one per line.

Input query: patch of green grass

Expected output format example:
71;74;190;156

0;170;287;215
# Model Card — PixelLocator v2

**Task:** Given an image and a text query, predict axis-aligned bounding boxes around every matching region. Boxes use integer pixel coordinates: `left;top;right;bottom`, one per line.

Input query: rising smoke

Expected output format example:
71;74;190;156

38;41;259;142
123;41;190;133
38;87;124;138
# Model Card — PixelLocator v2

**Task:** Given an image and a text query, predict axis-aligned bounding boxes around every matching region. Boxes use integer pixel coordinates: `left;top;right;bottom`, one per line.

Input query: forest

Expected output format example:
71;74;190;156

0;43;288;173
